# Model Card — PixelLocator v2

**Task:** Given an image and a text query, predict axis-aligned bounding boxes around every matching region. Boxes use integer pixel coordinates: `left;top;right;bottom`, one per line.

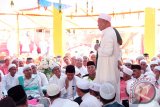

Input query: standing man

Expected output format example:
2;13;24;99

94;13;121;101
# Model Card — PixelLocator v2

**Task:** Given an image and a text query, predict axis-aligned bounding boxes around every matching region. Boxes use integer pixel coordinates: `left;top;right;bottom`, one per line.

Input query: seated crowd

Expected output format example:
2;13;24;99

0;52;159;107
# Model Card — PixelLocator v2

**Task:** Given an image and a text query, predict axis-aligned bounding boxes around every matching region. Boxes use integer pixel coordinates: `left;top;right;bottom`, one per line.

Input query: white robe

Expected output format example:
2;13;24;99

95;27;120;102
95;27;120;83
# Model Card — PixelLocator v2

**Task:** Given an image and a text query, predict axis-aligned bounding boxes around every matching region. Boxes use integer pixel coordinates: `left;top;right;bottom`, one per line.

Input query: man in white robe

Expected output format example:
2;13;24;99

29;63;48;87
49;63;66;94
2;64;19;95
94;13;121;102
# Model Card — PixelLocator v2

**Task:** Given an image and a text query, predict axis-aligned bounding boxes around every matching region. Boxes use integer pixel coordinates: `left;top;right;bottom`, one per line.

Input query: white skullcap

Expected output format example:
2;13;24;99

136;55;144;60
154;66;160;71
62;100;79;107
123;59;132;64
47;84;60;96
99;82;116;100
150;61;158;65
8;64;16;70
122;65;133;76
98;13;111;22
77;79;90;90
76;56;83;60
140;59;147;64
29;63;36;67
51;62;59;70
89;82;100;92
23;64;31;71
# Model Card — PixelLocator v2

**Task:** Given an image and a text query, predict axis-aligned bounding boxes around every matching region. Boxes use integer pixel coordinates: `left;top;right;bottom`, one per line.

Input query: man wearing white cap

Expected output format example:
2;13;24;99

140;59;152;75
136;55;144;65
30;63;48;88
49;63;66;94
46;84;79;107
95;13;121;102
16;64;43;98
75;56;88;77
99;82;124;107
123;59;132;69
76;79;101;107
89;82;101;100
150;61;158;71
1;64;19;95
120;66;133;107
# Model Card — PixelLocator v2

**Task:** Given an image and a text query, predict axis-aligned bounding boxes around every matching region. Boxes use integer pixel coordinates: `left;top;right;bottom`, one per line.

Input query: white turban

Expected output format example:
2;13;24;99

47;84;60;96
29;63;36;67
122;65;133;76
76;79;90;90
99;82;116;100
140;59;147;64
50;62;59;70
98;13;111;22
8;64;16;70
136;55;144;60
23;65;31;71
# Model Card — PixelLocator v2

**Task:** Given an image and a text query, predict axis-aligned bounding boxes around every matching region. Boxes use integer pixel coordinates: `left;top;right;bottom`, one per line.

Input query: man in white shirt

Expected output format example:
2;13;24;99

63;65;80;100
76;79;101;107
49;63;66;92
2;64;19;95
75;57;88;77
30;63;48;87
17;65;43;98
